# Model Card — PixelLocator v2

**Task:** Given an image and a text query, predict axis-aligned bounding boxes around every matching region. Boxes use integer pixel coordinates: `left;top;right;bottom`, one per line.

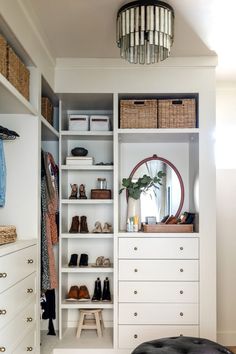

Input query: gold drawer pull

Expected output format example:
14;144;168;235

0;310;6;315
27;347;33;352
0;348;6;352
134;290;138;295
134;312;138;317
27;288;33;293
134;334;138;339
27;317;33;322
0;273;7;278
180;268;184;272
27;259;34;264
134;269;138;272
134;247;138;251
180;247;184;251
180;290;184;294
180;312;184;317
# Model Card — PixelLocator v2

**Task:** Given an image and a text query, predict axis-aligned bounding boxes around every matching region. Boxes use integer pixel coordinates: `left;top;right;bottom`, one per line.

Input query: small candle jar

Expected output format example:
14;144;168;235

97;178;107;189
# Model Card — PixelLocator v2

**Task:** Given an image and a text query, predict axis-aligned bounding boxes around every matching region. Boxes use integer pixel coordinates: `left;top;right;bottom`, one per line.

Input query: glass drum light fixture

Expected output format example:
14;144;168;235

116;0;174;64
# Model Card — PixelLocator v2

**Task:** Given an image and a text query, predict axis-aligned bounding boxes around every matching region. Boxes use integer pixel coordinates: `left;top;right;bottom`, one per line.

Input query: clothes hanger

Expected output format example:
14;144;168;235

0;125;20;140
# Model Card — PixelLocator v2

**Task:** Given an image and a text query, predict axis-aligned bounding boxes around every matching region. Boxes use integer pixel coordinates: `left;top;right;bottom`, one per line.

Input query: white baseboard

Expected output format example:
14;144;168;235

217;331;236;346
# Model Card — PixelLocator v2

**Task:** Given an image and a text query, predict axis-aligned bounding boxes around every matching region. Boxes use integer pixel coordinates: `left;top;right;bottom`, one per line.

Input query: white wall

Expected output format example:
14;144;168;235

216;83;236;345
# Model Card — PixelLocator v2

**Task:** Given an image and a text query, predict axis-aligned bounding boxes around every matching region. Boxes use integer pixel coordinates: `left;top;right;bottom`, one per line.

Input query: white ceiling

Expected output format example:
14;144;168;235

27;0;236;81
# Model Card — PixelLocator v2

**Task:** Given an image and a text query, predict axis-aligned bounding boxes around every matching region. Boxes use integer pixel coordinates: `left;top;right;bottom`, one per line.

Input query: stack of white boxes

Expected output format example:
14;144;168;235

68;114;110;131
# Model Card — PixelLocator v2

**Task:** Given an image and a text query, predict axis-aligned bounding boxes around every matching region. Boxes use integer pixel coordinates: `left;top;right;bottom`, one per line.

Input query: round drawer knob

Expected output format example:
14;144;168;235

180;334;183;337
27;347;33;352
134;312;138;317
134;269;138;273
27;288;33;294
134;247;138;251
27;259;34;264
134;334;138;339
0;273;7;278
180;247;184;251
134;290;138;295
180;268;184;272
0;310;7;315
180;312;184;317
180;290;184;295
27;317;33;322
0;348;6;352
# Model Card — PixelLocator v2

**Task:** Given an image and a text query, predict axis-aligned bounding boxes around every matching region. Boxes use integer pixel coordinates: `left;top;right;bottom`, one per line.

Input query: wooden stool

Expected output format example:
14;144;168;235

76;309;104;338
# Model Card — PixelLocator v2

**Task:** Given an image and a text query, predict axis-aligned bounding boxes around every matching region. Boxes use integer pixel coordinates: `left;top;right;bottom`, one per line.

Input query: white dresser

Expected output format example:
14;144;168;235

0;240;38;353
118;236;199;349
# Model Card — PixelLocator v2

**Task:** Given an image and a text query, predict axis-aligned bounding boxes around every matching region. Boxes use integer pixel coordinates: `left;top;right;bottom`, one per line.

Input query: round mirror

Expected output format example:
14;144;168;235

129;155;184;223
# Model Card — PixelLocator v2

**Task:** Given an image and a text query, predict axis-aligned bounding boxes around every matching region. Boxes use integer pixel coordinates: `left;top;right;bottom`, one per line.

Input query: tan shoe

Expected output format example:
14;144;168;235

66;285;79;301
78;285;90;301
92;221;102;233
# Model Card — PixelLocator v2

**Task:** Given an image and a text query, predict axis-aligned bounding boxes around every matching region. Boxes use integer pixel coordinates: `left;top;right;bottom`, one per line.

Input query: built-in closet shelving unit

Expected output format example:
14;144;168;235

59;93;114;348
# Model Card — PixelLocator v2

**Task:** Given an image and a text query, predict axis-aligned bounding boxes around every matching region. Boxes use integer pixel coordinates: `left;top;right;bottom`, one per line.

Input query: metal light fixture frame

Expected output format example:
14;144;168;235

116;0;174;64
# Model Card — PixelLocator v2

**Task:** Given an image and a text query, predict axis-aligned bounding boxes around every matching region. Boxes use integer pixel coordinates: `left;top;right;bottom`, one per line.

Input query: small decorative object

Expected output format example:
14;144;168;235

79;184;87;199
145;216;157;225
0;225;17;245
97;178;107;189
91;189;111;199
80;215;89;233
120;172;165;231
69;183;78;199
92;221;102;233
71;147;88;157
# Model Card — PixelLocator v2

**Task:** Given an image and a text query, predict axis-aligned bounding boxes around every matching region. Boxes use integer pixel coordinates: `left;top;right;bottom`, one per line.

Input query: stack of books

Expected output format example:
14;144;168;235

66;156;94;166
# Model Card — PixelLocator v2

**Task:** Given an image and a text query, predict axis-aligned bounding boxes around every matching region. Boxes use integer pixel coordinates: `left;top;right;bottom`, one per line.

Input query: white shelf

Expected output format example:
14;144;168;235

61;130;113;140
61;233;113;239
61;165;113;171
61;301;113;309
41;115;59;141
61;199;113;205
118;128;199;143
61;265;113;273
118;231;199;238
0;73;37;115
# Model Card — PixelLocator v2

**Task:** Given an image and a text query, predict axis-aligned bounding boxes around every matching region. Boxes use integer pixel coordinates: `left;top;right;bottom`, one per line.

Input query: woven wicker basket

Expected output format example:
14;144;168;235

19;59;30;100
120;99;158;129
41;97;53;124
7;45;20;91
0;34;7;77
158;99;196;128
0;226;17;245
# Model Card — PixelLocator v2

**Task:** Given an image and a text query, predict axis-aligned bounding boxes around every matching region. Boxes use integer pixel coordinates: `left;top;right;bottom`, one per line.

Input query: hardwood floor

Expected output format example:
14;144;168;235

228;347;236;353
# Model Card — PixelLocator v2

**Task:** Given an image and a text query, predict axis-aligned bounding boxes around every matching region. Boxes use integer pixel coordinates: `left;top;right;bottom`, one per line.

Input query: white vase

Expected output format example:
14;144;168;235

127;197;141;231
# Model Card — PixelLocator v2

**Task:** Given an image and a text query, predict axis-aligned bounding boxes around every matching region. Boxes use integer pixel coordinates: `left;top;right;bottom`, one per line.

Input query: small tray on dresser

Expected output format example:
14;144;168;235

143;223;194;233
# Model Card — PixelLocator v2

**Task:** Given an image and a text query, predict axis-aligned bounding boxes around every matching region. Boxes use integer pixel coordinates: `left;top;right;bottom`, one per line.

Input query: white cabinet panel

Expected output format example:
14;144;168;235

0;273;36;330
0;245;37;293
119;303;199;325
119;260;199;281
12;327;36;353
119;238;199;259
119;281;199;303
119;325;199;349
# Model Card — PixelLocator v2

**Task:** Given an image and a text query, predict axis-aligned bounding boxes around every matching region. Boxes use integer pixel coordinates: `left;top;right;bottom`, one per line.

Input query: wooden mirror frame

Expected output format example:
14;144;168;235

129;154;185;218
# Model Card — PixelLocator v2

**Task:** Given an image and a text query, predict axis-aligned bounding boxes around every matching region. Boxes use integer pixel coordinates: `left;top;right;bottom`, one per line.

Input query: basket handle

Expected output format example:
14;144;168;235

133;101;145;105
172;100;183;105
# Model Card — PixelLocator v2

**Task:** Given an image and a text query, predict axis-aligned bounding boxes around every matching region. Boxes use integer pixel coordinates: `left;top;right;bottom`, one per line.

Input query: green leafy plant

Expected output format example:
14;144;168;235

119;171;166;200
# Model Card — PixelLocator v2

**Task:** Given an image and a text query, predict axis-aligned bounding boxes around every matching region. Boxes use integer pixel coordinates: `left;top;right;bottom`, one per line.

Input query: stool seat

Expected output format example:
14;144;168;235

76;309;104;338
132;336;233;354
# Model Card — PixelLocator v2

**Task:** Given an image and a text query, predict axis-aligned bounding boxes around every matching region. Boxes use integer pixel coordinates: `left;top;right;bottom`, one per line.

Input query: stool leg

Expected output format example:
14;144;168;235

99;311;105;332
94;311;102;337
76;312;85;338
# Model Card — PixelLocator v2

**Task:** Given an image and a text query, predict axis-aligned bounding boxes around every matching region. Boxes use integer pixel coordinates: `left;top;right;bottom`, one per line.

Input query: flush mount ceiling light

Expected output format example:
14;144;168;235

116;0;174;64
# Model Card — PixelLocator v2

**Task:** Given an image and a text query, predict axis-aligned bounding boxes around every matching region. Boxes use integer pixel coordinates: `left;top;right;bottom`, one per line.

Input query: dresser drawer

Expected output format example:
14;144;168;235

0;302;36;352
118;325;199;349
119;281;199;303
0;245;37;293
0;273;36;330
12;327;36;353
119;303;199;325
119;260;199;281
119;238;199;259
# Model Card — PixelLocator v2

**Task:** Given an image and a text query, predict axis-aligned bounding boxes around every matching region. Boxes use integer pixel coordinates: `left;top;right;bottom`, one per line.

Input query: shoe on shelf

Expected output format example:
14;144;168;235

92;221;102;233
68;254;78;267
102;222;112;233
95;256;105;267
102;258;111;267
79;254;88;267
92;277;102;302
66;285;79;301
69;216;80;233
80;216;89;233
78;285;90;301
102;277;111;302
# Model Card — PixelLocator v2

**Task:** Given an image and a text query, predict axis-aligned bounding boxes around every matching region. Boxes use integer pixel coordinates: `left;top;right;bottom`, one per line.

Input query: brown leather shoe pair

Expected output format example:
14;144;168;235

69;215;89;233
66;285;90;301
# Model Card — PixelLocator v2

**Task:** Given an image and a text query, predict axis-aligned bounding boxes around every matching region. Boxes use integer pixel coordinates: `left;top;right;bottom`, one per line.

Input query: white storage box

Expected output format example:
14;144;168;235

68;115;89;131
90;115;110;131
66;156;94;165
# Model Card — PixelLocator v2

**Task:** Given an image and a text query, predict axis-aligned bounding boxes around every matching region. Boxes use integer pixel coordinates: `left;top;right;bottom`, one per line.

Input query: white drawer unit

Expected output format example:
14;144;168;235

118;325;199;349
0;245;37;293
119;303;199;325
119;260;199;281
0;302;35;352
12;327;36;353
119;238;199;259
119;281;199;303
0;273;36;330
